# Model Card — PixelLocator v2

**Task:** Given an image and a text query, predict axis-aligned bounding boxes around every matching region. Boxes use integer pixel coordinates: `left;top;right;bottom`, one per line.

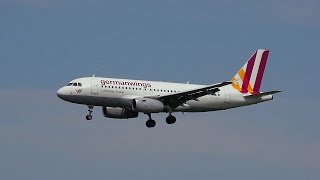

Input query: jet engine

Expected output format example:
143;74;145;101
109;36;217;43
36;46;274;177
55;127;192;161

132;98;165;113
102;107;138;119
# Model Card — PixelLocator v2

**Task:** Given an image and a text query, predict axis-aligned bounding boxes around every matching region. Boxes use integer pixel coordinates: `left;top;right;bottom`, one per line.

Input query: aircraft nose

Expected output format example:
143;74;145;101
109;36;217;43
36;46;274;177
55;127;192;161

57;87;67;99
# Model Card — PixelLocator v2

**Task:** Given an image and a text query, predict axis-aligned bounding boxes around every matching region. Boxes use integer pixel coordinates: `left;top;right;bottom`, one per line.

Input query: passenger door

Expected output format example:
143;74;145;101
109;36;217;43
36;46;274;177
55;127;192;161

90;78;99;94
224;88;231;104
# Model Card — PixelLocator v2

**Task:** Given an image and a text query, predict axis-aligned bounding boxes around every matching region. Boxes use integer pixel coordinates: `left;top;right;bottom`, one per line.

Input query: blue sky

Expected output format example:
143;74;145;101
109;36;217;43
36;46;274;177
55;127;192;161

0;0;319;179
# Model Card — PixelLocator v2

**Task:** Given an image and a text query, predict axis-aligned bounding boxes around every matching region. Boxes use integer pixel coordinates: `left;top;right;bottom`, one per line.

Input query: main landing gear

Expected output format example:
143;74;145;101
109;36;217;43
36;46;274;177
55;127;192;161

166;115;176;124
146;114;156;128
85;105;94;120
145;113;177;128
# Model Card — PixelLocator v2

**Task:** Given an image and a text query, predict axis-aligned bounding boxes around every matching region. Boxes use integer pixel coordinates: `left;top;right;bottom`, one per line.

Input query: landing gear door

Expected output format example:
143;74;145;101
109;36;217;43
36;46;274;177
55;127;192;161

90;78;99;94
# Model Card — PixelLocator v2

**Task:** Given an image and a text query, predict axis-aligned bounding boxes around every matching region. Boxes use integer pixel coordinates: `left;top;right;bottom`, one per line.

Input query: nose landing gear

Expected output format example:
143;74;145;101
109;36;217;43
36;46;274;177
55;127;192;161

86;105;94;120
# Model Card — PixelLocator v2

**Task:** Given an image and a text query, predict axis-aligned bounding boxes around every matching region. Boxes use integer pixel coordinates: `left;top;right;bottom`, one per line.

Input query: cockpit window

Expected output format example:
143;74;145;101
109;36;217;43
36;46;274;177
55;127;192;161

67;82;82;86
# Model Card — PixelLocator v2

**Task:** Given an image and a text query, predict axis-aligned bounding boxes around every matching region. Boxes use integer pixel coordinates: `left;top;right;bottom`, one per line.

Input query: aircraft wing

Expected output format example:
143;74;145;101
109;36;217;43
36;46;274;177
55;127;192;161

147;81;232;108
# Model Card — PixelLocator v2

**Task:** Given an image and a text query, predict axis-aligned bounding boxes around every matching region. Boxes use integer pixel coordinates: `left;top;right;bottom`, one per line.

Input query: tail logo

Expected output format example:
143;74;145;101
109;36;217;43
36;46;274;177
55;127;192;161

231;49;269;94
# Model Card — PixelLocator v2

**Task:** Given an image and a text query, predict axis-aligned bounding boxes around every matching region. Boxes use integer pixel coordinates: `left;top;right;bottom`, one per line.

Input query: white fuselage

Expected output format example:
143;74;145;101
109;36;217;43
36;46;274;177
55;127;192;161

57;77;273;112
57;49;280;128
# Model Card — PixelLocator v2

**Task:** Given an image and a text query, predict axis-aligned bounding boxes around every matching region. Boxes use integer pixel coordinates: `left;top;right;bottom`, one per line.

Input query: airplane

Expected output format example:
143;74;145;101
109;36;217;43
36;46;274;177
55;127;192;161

57;49;281;128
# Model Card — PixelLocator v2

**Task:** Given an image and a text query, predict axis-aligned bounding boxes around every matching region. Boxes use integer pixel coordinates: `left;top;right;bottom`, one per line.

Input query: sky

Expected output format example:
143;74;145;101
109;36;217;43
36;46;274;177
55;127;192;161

0;0;319;179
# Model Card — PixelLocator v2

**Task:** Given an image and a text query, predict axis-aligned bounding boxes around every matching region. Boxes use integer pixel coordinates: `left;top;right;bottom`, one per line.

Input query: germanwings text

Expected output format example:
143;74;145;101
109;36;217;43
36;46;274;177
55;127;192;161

101;80;152;88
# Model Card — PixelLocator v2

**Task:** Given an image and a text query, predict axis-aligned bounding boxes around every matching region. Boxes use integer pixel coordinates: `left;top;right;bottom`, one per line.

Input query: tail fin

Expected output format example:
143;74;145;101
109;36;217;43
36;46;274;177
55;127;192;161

231;49;269;95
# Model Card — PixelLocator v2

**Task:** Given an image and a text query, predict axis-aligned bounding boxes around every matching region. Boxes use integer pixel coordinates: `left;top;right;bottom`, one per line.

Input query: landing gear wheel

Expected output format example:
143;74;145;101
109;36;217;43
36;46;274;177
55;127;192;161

146;119;156;128
86;115;92;120
86;105;94;120
166;115;176;124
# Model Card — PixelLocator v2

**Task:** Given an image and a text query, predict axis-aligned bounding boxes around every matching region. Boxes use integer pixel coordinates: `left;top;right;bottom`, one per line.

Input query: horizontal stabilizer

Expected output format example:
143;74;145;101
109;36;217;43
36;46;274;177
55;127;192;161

245;90;282;98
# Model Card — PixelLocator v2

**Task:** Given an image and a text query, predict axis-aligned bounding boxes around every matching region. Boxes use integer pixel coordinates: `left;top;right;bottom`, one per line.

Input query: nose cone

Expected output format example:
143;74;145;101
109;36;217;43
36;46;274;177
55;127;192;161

57;87;68;100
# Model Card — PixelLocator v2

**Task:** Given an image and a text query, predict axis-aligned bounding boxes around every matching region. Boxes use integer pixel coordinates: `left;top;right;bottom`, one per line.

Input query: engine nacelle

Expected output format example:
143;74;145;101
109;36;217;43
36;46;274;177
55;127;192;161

102;107;138;119
132;98;165;113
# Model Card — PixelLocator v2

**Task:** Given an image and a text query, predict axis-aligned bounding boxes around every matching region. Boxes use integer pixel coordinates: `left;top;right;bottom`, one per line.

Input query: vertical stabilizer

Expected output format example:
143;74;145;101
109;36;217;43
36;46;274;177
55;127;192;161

231;49;269;94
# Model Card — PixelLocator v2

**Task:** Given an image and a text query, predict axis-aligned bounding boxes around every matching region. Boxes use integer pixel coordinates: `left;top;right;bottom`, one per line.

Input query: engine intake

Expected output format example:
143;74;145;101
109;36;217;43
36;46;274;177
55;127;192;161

102;107;138;119
132;98;165;113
